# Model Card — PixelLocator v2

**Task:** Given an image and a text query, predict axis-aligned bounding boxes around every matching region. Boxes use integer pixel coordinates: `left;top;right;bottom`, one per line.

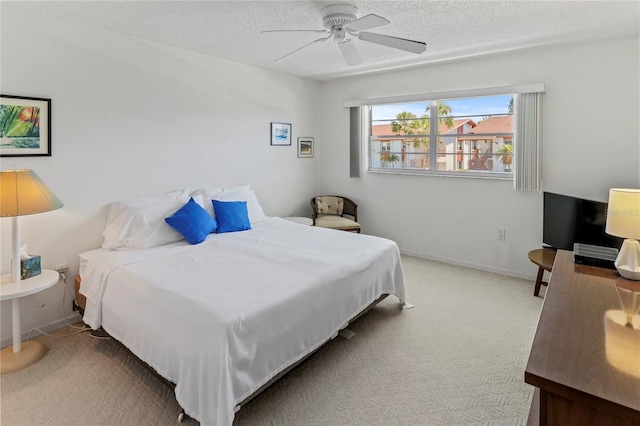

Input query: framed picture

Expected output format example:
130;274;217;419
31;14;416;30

271;122;291;146
0;95;51;157
298;137;314;158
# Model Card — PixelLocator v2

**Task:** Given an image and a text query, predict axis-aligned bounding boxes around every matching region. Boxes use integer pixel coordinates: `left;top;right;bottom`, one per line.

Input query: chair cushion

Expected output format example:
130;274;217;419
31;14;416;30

315;215;360;231
315;196;344;216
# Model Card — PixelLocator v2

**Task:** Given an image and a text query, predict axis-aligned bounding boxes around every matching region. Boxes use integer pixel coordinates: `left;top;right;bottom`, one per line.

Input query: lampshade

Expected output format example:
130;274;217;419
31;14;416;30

0;169;63;217
606;188;640;240
606;188;640;280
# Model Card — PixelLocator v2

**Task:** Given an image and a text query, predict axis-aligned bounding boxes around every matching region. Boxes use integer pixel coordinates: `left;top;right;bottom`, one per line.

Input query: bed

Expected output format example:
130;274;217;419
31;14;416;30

78;186;407;425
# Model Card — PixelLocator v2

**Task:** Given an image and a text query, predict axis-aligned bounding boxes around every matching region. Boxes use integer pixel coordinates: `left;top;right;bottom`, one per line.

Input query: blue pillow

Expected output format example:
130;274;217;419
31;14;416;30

165;197;217;244
212;200;251;233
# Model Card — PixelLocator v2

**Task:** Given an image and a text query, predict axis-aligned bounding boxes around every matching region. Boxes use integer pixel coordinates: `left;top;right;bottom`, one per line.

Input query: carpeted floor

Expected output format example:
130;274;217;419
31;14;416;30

0;255;543;425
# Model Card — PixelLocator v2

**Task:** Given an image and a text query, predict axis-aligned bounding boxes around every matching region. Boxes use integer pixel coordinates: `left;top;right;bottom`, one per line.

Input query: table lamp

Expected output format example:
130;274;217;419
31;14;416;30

0;168;63;372
605;188;640;280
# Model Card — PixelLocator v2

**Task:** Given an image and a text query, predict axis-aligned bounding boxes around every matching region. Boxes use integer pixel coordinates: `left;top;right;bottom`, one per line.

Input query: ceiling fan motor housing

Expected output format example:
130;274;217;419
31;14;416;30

270;3;424;66
322;4;358;29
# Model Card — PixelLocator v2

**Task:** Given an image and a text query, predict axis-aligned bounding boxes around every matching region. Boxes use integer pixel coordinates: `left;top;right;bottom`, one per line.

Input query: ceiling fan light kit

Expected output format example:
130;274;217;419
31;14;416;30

322;4;358;29
263;3;426;66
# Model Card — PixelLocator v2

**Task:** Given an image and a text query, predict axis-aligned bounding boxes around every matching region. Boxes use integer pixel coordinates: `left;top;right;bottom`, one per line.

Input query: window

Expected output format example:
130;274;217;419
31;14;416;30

369;94;514;177
347;84;543;190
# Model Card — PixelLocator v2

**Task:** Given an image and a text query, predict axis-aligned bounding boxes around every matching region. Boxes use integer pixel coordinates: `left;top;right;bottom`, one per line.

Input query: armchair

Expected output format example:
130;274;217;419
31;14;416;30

310;195;361;233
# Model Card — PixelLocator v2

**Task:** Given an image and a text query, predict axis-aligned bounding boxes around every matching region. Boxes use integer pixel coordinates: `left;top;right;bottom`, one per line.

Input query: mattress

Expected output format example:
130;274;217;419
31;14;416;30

79;217;406;425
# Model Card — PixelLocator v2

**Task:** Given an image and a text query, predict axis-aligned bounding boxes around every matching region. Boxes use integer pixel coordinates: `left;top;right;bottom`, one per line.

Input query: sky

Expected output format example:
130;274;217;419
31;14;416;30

372;94;513;124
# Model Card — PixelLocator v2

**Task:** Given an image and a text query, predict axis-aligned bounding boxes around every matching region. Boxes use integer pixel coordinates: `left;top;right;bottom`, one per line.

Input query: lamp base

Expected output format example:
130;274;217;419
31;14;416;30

615;239;640;281
0;340;47;374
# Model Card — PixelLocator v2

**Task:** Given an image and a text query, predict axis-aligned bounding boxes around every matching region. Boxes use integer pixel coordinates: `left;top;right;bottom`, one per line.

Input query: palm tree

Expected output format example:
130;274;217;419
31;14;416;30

391;112;417;167
380;153;400;168
423;101;455;128
389;102;454;168
496;143;513;171
416;102;455;162
391;111;417;135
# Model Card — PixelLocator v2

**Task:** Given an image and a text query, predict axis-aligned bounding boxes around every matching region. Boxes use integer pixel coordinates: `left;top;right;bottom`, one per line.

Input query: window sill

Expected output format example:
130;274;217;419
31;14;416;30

366;169;513;181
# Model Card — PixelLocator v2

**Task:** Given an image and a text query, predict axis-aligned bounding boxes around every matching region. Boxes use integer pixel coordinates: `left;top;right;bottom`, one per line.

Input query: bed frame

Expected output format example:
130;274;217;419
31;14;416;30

74;276;388;422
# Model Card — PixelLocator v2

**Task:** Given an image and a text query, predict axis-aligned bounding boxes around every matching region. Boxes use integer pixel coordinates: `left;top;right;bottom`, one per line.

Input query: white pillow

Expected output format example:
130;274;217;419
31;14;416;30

191;185;250;213
213;190;268;223
221;184;251;193
190;188;220;217
102;189;191;250
191;185;267;223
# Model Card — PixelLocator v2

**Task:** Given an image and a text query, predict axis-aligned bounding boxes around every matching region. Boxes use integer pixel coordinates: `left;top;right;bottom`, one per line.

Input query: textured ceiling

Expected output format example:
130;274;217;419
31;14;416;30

8;0;640;80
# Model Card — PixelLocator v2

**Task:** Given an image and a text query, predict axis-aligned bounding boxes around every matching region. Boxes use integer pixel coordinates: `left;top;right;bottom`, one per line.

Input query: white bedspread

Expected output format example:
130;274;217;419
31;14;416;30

79;217;405;425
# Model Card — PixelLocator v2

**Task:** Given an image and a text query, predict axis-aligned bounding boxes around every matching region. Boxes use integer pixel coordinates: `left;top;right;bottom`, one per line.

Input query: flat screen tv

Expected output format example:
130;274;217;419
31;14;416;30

543;192;623;251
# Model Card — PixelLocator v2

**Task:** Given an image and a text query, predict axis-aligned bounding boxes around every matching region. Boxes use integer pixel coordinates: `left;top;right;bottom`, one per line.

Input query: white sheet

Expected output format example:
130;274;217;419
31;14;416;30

79;217;405;426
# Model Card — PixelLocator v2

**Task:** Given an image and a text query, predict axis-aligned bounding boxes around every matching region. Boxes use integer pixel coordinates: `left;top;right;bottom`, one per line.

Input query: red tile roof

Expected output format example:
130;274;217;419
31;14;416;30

458;116;513;141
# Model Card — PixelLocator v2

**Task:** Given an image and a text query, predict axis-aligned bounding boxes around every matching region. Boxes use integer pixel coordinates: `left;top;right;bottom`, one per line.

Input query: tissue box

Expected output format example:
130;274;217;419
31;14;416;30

21;255;41;280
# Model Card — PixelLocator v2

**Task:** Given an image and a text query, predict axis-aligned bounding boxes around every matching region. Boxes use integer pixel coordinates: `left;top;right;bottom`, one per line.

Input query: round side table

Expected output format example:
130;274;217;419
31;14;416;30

283;216;313;226
528;248;556;297
0;269;59;374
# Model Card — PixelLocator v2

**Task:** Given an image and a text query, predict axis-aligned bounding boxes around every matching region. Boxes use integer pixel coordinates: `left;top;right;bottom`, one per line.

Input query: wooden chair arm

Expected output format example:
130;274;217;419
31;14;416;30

341;197;358;222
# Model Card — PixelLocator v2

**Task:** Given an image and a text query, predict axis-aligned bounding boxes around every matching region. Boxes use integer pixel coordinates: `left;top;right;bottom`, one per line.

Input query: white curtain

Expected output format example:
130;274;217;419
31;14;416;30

514;92;542;191
349;106;369;178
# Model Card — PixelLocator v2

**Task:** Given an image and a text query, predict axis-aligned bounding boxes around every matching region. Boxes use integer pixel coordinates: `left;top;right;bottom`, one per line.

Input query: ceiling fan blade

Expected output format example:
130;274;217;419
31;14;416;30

339;40;362;66
345;14;390;32
358;31;426;54
262;29;328;34
274;34;333;63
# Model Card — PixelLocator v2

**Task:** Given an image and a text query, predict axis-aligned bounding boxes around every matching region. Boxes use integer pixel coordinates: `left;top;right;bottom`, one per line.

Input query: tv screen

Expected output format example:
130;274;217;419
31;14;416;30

543;192;623;251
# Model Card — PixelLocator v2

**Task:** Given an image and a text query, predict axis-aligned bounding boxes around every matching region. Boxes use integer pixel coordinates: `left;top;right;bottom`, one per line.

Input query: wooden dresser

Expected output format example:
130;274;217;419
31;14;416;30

525;250;640;425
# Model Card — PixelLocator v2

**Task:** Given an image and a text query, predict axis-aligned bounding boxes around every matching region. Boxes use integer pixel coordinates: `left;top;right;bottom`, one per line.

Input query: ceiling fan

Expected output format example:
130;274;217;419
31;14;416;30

262;3;426;66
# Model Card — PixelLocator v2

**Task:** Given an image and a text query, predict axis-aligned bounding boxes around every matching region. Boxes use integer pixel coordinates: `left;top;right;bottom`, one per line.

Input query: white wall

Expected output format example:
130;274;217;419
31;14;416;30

319;36;639;278
0;5;322;346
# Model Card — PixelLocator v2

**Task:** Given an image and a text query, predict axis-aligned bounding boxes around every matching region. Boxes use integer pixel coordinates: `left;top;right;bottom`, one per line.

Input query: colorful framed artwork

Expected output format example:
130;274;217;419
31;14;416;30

297;137;314;158
0;95;51;157
270;122;292;146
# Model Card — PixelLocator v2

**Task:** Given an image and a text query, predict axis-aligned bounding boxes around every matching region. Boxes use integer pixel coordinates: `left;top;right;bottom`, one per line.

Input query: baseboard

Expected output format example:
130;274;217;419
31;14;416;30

399;249;536;281
1;313;84;350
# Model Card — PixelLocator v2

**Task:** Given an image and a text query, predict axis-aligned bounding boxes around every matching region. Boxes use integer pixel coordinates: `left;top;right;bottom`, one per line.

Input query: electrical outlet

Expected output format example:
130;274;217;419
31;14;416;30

497;229;506;241
54;263;69;273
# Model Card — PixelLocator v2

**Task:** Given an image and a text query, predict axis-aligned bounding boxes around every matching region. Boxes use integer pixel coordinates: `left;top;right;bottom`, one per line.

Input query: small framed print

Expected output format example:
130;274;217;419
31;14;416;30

0;95;51;157
297;137;313;158
270;122;291;146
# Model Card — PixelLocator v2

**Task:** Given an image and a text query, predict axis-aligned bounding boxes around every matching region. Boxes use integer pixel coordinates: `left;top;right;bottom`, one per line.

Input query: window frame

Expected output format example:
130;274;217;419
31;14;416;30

367;97;514;179
347;83;543;182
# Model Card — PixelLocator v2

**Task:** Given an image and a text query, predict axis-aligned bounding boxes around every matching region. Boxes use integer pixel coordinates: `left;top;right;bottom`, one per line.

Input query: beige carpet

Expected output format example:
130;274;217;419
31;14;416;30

0;255;543;425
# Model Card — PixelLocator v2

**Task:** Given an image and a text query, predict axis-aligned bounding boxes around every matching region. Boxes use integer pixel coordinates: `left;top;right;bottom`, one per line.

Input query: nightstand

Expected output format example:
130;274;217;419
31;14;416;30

283;216;313;226
0;269;59;374
528;248;556;297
